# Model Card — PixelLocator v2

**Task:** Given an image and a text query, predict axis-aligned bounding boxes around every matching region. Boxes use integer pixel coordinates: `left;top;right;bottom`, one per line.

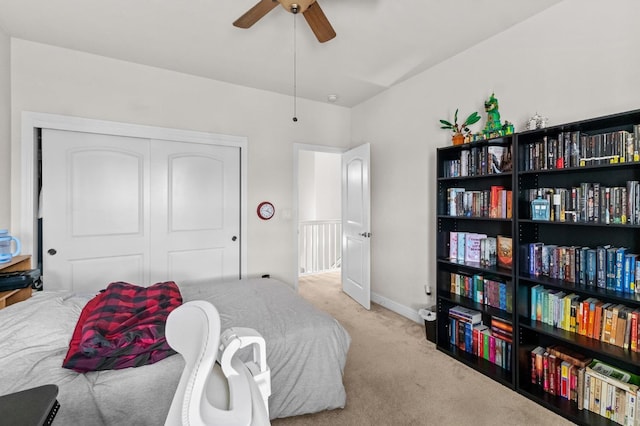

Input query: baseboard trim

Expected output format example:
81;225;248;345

371;292;422;324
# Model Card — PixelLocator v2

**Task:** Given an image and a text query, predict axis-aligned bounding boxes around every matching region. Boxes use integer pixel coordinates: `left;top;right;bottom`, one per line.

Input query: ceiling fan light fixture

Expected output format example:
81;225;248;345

279;0;315;14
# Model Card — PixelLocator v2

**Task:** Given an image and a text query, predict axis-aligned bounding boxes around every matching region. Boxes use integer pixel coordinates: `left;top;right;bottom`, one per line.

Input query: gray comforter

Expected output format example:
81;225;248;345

0;278;351;425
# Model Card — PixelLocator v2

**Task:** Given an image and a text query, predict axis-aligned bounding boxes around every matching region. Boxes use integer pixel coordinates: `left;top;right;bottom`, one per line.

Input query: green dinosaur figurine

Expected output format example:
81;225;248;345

483;93;503;136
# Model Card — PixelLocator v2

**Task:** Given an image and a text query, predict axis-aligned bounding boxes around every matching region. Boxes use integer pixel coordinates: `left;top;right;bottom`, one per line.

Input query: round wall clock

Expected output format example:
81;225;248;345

257;201;275;220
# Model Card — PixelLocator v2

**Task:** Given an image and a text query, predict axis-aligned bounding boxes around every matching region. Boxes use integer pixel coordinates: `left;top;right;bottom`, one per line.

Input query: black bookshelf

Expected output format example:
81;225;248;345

435;134;516;389
436;109;640;426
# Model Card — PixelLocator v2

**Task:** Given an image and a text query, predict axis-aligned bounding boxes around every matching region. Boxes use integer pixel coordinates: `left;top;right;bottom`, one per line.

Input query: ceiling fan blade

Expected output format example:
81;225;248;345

233;0;279;29
302;1;336;43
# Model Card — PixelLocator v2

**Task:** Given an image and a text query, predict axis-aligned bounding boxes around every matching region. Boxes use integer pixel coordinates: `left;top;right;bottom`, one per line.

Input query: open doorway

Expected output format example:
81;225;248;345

293;143;371;309
293;144;343;290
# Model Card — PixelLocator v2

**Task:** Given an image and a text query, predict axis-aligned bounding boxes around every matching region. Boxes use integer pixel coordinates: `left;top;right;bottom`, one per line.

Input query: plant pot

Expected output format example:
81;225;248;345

452;133;465;146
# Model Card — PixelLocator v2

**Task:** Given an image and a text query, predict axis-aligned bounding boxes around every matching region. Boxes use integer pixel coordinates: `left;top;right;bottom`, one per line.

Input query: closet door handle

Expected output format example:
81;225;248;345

231;236;238;241
48;248;57;256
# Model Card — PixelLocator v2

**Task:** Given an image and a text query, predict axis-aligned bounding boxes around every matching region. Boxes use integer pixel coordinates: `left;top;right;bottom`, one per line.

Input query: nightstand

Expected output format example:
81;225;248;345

0;255;33;309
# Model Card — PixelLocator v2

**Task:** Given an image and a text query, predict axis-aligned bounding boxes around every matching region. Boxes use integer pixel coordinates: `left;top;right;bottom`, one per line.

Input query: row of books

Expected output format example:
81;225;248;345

446;186;513;219
448;306;512;371
449;272;512;313
584;360;640;424
521;126;640;172
530;345;590;401
524;180;640;225
449;232;512;269
531;285;640;351
442;144;512;178
530;346;640;425
523;242;640;294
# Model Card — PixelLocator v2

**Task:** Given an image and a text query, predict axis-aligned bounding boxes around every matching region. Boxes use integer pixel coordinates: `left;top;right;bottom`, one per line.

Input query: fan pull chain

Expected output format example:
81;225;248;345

292;13;298;123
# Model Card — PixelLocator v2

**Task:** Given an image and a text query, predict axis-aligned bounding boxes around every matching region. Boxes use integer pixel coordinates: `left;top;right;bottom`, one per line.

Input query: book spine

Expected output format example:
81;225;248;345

597;245;608;288
543;352;550;393
449;232;458;259
636;260;640;294
586;249;597;287
632;310;639;353
616;248;628;292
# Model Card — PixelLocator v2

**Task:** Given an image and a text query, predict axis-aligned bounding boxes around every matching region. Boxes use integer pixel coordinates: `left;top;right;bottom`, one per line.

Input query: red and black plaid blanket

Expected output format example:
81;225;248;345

63;281;182;372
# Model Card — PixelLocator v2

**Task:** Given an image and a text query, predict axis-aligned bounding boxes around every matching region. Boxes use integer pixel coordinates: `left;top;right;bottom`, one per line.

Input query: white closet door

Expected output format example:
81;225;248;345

41;130;241;293
149;139;240;284
42;129;151;293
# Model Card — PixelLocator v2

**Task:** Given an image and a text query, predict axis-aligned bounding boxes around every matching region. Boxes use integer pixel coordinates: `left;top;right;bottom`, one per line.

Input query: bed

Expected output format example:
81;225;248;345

0;277;351;425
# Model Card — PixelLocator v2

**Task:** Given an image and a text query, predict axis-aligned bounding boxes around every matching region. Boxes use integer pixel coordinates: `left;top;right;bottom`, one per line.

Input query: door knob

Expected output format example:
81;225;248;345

48;248;57;256
231;236;238;241
359;232;371;238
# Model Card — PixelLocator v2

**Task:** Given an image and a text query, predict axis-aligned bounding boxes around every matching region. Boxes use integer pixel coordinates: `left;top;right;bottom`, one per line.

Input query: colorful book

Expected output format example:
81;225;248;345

449;231;458;259
615;247;628;292
464;233;487;264
586;248;597;287
624;253;638;293
497;235;513;269
456;232;467;262
449;305;482;324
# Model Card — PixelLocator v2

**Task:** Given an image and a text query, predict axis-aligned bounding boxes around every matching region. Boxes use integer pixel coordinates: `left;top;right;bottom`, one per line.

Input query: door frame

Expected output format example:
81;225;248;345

292;143;345;291
20;111;248;276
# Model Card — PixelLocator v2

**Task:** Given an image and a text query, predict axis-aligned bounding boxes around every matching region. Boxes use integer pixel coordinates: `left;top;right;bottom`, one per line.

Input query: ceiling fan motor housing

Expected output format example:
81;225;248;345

279;0;316;14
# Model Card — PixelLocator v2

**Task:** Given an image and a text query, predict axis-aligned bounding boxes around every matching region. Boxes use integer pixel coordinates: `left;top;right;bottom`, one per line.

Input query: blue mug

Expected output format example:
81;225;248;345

0;230;21;263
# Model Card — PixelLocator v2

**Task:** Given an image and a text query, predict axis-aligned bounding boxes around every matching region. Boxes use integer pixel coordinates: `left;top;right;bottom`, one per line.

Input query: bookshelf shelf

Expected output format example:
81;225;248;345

518;385;611;426
518;161;637;176
438;215;511;222
436;258;513;278
437;109;640;425
519;318;640;366
518;274;640;304
437;172;513;182
518;219;640;229
439;292;512;321
439;345;514;388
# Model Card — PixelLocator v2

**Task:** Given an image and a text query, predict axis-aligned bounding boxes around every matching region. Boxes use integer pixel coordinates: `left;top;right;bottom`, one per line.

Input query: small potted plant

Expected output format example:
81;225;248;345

439;109;481;145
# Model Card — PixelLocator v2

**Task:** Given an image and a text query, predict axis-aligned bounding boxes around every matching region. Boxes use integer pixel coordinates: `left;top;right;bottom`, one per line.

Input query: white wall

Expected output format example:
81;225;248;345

8;39;351;285
351;0;640;314
313;152;341;220
298;151;341;222
0;30;10;229
298;150;316;222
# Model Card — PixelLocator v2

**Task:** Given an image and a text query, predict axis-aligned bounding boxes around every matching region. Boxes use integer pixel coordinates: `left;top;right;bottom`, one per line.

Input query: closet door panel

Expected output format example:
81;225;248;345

149;140;240;284
41;129;150;292
71;149;142;236
169;155;224;231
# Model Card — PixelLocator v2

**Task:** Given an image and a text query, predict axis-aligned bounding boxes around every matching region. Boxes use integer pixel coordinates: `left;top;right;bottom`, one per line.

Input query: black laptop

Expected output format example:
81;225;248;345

0;384;59;425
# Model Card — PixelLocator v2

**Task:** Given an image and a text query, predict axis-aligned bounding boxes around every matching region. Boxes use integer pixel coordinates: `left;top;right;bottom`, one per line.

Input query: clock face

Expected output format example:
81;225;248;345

257;202;275;220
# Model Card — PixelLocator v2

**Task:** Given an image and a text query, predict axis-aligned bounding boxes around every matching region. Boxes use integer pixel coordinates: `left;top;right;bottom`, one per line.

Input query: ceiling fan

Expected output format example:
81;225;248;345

233;0;336;43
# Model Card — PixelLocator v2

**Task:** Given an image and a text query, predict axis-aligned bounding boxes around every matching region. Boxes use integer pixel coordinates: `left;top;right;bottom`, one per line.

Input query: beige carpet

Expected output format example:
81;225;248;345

272;271;574;426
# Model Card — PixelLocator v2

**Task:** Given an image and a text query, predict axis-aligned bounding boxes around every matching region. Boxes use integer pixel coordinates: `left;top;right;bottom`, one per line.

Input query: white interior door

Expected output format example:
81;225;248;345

42;129;151;293
41;129;240;293
149;139;240;284
341;143;371;309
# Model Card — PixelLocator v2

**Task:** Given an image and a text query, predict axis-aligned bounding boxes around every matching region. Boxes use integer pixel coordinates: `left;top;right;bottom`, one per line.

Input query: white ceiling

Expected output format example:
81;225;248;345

0;0;562;107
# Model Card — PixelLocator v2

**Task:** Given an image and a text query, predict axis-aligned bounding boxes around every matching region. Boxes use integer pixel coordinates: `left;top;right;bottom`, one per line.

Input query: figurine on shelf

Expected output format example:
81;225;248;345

483;93;503;137
526;113;548;130
503;121;515;135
